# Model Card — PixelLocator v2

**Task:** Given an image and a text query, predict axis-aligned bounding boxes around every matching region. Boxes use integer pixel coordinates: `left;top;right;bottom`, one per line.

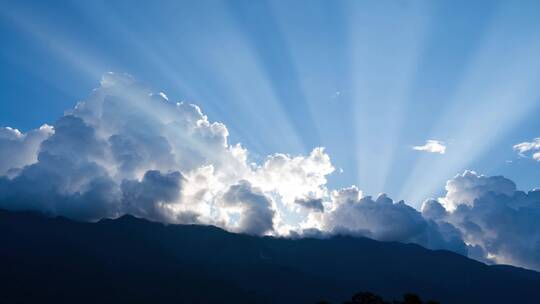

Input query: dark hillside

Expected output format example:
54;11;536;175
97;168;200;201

1;209;539;303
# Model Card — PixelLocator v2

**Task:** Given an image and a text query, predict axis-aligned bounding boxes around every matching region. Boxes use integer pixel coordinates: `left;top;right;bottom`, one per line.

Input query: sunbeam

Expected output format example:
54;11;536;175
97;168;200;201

0;7;108;81
2;1;540;287
399;1;540;206
348;1;430;196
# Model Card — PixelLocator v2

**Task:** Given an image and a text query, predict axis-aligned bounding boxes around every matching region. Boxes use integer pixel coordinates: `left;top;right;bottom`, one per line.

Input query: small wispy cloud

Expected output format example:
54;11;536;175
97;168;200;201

513;138;540;161
412;140;446;154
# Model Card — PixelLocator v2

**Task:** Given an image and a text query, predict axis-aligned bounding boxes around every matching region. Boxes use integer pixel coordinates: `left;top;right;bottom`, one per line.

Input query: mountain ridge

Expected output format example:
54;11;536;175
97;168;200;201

1;208;539;304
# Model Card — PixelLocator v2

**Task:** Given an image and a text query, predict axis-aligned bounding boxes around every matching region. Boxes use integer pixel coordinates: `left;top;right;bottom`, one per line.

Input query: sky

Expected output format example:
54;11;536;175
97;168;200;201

1;0;540;271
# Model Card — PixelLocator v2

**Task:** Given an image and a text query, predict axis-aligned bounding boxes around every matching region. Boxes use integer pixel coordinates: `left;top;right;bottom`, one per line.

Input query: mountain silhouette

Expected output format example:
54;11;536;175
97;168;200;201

1;209;539;303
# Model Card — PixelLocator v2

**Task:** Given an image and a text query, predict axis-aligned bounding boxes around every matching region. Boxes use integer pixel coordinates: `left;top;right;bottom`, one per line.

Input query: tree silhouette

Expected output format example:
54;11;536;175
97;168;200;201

343;291;388;304
318;291;441;304
402;293;422;304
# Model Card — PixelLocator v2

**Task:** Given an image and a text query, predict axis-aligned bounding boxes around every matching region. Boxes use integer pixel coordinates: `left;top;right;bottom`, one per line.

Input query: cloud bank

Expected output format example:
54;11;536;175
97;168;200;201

423;171;540;271
0;73;539;271
0;73;332;234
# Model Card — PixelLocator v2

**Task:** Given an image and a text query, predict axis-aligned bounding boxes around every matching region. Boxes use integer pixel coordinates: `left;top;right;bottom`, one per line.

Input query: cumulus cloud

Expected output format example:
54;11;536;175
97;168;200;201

222;180;275;235
318;189;467;254
440;170;516;211
421;199;448;220
425;171;540;271
1;73;539;271
412;139;446;154
514;138;540;161
252;147;334;209
0;125;54;176
0;72;330;235
121;170;183;222
0;115;119;221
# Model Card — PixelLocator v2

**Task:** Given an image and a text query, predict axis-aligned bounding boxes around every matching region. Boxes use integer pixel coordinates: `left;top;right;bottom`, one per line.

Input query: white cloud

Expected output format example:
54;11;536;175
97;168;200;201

513;138;540;161
412;139;446;154
317;189;467;254
440;170;516;211
158;92;168;101
0;73;331;235
251;147;334;210
0;124;54;176
425;171;540;271
513;138;540;154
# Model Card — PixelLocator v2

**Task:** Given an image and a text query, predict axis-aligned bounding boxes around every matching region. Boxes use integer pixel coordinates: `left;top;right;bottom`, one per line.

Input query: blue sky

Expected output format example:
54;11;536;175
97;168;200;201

1;0;540;207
